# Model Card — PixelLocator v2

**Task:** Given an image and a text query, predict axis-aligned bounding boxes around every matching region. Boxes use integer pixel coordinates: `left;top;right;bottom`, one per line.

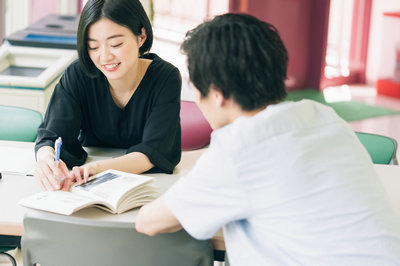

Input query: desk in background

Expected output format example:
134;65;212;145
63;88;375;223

1;140;399;252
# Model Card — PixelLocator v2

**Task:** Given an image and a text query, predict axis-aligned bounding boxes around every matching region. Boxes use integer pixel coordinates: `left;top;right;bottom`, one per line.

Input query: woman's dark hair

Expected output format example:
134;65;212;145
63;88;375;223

181;13;288;111
77;0;153;76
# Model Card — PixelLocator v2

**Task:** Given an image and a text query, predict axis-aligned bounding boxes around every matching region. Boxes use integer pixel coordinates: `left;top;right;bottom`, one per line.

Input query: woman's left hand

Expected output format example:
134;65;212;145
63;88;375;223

62;162;99;190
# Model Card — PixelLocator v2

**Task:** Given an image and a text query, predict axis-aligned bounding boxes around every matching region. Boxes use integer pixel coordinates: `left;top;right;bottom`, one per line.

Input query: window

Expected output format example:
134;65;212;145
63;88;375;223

325;0;353;79
322;0;372;88
150;0;229;101
152;0;229;35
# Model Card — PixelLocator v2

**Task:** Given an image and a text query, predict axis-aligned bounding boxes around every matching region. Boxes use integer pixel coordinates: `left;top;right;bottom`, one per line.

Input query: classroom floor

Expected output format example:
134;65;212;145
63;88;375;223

1;84;399;266
326;84;400;160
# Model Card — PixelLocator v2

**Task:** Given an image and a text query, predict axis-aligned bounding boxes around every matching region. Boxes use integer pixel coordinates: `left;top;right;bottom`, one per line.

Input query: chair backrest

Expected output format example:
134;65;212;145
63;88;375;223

0;105;43;142
0;247;17;266
22;211;214;266
180;101;213;151
0;234;21;266
355;132;398;165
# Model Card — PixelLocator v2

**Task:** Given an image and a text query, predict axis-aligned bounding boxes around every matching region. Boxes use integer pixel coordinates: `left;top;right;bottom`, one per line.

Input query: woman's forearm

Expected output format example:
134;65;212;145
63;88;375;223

86;151;154;175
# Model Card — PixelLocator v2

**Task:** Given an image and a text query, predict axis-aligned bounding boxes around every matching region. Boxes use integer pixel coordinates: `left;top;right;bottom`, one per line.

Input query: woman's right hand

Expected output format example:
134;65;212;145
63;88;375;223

34;146;73;191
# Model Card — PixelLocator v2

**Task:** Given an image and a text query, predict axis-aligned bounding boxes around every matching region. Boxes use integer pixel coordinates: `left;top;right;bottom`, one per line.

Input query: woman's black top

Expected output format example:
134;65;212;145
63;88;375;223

35;53;181;174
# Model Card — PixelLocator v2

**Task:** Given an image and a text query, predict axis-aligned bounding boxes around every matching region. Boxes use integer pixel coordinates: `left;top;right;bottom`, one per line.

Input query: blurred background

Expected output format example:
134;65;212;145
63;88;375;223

0;0;399;95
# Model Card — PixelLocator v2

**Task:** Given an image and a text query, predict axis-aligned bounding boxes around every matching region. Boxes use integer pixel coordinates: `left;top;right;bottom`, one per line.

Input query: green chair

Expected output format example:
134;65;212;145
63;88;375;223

355;132;398;165
0;105;43;142
0;105;42;265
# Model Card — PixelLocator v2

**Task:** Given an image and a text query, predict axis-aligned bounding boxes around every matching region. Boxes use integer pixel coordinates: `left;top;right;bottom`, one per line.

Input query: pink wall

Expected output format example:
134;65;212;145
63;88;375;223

230;0;330;91
31;0;58;23
307;0;330;90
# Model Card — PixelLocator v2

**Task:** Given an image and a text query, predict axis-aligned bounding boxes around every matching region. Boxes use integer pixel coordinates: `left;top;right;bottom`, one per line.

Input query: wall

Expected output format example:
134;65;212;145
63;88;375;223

5;0;31;37
4;0;78;38
366;0;400;85
230;0;330;91
31;0;57;23
249;0;312;90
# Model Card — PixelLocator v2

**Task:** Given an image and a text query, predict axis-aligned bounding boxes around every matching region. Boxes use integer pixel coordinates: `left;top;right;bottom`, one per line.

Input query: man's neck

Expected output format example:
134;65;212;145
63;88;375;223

227;104;268;124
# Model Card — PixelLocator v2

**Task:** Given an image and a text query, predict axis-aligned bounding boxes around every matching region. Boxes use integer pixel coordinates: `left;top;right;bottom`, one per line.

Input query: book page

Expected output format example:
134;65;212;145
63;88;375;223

117;185;158;213
19;170;156;215
71;170;154;210
19;191;114;215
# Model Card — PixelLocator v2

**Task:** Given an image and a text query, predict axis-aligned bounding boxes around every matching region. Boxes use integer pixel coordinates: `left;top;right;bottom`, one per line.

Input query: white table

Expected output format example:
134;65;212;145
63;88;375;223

0;140;205;235
1;140;399;251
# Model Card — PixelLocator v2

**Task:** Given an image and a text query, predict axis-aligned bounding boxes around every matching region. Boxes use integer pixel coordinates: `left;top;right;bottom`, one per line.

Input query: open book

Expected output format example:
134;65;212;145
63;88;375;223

19;169;157;215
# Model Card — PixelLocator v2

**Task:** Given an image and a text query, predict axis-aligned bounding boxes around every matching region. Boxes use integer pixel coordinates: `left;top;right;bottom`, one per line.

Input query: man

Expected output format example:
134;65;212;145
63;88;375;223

136;13;400;265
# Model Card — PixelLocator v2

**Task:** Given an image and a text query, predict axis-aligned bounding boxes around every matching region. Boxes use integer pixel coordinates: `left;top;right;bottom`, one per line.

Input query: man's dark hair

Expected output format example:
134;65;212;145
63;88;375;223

181;13;288;111
77;0;153;76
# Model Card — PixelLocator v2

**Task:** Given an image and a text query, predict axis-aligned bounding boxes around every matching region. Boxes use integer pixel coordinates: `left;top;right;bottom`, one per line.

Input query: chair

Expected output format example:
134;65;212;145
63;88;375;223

0;235;21;266
22;210;214;266
0;105;42;264
0;247;17;266
180;101;213;151
355;132;398;165
0;105;43;142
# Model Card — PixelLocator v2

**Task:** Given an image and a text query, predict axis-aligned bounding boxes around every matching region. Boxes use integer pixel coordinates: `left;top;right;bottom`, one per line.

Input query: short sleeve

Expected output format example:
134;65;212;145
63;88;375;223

35;62;87;167
127;66;182;173
163;145;249;240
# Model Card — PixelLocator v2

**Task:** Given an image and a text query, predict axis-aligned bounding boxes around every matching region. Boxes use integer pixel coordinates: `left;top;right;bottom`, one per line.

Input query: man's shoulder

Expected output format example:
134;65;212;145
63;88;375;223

211;100;346;151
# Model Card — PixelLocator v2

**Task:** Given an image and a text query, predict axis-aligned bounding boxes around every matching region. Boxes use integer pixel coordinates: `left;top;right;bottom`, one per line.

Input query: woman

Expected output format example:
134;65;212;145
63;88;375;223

34;0;181;191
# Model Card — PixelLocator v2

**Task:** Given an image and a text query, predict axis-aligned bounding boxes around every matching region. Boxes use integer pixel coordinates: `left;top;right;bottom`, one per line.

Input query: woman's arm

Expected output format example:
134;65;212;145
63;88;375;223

126;62;182;174
34;61;85;190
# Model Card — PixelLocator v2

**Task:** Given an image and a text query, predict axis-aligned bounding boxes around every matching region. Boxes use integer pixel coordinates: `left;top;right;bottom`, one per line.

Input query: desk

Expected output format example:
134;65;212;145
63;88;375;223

0;140;225;246
1;140;400;252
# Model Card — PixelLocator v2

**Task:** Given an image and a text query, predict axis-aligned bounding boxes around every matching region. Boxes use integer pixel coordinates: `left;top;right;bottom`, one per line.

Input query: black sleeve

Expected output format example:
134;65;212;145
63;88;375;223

35;63;88;168
127;67;182;174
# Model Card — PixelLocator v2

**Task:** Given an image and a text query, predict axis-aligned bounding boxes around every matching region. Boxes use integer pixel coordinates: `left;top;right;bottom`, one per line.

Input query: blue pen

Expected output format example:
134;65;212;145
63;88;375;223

54;137;63;184
54;137;62;166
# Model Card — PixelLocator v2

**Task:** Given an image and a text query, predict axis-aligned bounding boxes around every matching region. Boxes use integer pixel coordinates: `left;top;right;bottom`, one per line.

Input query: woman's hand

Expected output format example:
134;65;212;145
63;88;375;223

63;162;99;189
34;146;72;191
51;152;153;190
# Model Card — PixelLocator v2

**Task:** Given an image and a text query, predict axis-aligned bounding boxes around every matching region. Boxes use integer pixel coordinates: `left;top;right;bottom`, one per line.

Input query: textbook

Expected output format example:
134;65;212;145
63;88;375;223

19;169;157;215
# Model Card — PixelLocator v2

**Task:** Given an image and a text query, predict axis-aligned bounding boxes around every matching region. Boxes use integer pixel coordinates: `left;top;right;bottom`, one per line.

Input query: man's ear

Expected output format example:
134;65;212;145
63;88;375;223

210;85;227;107
215;91;225;107
138;27;147;47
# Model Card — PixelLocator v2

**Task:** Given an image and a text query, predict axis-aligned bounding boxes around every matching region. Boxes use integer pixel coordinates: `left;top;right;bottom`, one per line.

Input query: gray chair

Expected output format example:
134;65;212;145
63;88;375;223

22;210;213;266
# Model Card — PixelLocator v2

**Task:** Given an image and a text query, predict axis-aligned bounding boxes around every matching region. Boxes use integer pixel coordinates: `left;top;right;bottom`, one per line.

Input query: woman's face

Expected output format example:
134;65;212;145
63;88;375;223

87;17;146;81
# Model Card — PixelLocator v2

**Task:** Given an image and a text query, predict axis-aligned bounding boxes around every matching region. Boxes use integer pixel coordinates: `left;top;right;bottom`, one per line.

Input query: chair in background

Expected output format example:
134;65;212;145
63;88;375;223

180;101;213;151
0;246;17;266
0;105;43;142
355;132;398;165
22;210;214;266
0;105;42;264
